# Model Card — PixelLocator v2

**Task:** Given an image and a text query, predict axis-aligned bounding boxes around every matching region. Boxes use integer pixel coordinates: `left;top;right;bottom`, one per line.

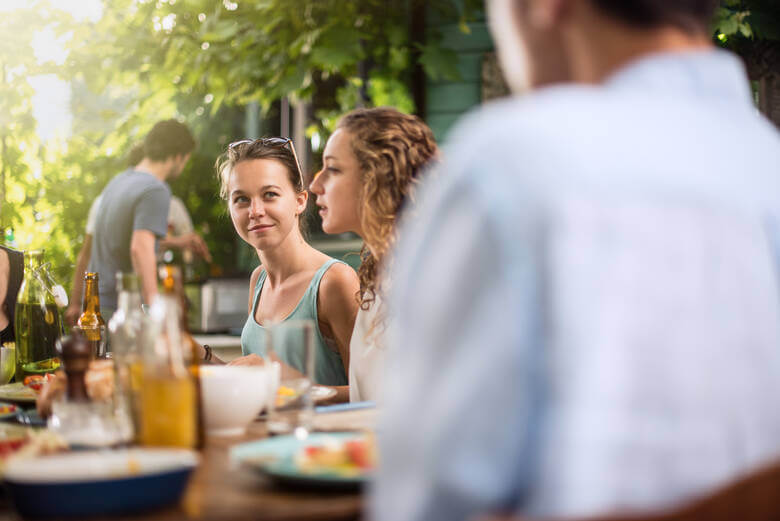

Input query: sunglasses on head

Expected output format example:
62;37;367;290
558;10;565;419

228;137;304;188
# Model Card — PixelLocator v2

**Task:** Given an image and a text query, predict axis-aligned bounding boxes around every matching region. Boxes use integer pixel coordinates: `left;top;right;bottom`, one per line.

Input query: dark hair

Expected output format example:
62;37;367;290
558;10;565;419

143;119;196;161
215;138;308;235
126;143;145;167
591;0;717;32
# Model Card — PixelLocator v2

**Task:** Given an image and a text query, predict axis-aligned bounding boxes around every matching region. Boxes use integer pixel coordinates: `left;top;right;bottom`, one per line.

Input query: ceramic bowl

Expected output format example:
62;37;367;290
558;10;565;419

4;448;198;518
200;365;270;436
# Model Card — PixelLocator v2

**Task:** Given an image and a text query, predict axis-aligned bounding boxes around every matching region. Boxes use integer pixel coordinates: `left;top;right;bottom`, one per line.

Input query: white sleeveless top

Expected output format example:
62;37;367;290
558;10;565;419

348;293;385;402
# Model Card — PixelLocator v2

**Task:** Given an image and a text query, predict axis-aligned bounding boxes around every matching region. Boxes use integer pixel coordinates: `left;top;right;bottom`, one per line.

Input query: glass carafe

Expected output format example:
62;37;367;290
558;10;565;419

14;251;62;379
35;262;68;309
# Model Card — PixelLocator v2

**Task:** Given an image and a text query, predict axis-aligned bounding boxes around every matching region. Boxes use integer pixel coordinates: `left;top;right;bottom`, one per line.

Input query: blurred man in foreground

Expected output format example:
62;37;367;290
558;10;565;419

374;1;780;520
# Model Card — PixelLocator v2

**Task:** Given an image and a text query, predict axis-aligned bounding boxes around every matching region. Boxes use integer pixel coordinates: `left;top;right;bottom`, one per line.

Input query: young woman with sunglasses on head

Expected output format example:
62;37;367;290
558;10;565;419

309;108;438;402
216;138;359;396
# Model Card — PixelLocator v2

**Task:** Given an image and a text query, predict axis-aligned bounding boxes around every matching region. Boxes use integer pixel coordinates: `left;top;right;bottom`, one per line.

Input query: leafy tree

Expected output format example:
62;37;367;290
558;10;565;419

713;0;780;41
0;8;43;242
50;0;481;279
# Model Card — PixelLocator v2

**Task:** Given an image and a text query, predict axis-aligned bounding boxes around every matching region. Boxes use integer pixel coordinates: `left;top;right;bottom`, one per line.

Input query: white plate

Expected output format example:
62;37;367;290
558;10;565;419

0;383;37;403
311;385;337;403
4;448;199;484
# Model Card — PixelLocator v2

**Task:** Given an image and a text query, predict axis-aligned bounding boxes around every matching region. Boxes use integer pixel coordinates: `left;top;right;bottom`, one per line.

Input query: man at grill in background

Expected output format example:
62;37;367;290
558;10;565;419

65;142;210;326
87;120;195;320
374;1;780;520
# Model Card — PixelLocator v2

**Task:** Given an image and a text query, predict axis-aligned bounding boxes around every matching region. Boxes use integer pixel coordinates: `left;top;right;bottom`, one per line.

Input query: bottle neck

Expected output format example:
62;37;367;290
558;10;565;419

24;255;43;272
82;278;102;316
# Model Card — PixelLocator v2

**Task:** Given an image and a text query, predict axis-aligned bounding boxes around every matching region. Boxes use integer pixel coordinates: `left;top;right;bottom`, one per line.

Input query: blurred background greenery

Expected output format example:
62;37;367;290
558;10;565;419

0;0;777;295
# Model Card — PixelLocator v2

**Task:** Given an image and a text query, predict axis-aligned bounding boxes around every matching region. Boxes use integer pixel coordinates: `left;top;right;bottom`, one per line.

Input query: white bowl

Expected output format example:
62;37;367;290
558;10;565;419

199;365;270;436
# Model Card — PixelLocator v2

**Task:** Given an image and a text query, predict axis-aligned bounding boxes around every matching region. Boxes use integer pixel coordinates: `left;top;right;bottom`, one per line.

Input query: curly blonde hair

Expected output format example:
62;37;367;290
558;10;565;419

336;107;438;311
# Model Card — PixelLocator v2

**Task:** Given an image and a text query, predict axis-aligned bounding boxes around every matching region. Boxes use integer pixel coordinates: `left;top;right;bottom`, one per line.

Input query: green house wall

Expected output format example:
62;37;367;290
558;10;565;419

425;6;495;141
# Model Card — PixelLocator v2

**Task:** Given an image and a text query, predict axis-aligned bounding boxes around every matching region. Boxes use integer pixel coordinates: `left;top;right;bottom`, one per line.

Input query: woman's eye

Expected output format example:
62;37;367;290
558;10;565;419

233;195;249;204
264;191;279;198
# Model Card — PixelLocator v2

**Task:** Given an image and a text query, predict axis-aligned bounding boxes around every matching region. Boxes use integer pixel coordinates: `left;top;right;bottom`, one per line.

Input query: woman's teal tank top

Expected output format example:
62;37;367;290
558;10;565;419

240;258;348;385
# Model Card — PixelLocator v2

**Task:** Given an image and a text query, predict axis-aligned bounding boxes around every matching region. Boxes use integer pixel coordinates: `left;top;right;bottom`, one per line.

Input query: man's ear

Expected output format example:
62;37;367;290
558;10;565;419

528;0;571;29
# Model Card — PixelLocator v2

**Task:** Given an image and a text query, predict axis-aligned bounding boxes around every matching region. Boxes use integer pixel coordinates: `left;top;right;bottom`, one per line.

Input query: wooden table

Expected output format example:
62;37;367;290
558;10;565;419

1;421;363;521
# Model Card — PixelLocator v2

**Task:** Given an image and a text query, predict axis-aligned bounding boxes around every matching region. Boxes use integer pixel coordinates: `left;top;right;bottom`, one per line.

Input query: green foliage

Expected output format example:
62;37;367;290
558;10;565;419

0;6;73;279
67;0;477;120
1;0;480;289
714;0;780;44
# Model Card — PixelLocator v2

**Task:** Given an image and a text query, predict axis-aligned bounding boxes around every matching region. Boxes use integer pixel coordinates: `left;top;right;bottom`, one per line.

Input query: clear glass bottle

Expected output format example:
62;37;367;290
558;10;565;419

138;266;200;448
108;273;144;443
14;250;61;380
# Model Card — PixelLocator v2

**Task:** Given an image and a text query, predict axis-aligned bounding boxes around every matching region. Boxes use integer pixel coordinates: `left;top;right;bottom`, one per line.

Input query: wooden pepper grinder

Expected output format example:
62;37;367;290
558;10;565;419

57;331;92;402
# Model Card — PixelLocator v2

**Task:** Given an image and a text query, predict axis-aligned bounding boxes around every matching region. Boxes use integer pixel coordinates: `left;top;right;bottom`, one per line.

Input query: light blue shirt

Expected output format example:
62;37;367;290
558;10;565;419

373;50;780;521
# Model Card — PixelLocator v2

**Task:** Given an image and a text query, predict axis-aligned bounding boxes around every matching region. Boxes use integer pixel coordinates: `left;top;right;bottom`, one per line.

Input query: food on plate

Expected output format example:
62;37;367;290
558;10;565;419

277;386;295;397
23;373;56;393
0;426;67;475
294;433;376;477
85;359;115;401
274;384;301;408
36;372;66;417
0;436;26;458
37;360;117;418
0;404;17;416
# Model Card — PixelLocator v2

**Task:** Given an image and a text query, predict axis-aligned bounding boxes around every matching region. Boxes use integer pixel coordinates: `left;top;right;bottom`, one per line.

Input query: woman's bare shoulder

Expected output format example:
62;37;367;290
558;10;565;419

319;261;359;306
322;262;358;288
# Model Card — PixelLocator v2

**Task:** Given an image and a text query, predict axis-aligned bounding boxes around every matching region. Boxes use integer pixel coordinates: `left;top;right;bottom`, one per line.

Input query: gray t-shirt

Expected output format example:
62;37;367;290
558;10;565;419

89;169;170;311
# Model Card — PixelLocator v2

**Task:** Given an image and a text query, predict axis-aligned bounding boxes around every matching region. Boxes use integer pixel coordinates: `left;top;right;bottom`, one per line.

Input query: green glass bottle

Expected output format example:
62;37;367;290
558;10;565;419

15;250;62;380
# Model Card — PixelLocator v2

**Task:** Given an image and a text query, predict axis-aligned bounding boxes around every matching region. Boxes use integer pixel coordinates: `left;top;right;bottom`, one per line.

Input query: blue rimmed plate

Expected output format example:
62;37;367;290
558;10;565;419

232;432;372;489
4;448;198;518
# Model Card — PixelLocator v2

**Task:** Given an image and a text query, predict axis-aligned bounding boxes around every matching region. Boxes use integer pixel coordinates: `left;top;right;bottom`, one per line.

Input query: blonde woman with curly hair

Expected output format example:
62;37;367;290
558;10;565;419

309;107;438;402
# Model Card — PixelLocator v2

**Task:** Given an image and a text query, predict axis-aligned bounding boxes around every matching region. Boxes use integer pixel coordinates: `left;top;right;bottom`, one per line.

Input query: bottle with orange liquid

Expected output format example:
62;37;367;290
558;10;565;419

138;266;202;449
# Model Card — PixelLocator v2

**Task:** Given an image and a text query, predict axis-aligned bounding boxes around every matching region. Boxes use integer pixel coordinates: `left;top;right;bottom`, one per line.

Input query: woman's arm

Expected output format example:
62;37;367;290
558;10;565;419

189;334;225;365
65;234;92;326
317;263;360;401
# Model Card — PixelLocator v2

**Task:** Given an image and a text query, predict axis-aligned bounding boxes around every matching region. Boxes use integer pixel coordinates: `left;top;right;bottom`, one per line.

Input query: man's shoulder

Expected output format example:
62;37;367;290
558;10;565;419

436;87;600;203
449;85;601;142
444;86;603;174
104;172;171;207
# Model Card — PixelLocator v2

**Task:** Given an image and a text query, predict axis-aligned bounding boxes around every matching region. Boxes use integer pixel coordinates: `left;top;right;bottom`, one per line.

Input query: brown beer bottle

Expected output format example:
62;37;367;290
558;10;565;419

77;272;106;357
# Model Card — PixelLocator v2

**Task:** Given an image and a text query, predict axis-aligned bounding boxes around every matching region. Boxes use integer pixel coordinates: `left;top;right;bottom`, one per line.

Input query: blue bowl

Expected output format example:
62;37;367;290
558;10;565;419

4;448;198;518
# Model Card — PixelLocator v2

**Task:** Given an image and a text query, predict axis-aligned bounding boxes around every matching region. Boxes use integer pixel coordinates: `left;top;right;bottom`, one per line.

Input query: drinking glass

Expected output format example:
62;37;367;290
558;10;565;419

72;325;107;359
265;320;316;439
0;344;15;384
